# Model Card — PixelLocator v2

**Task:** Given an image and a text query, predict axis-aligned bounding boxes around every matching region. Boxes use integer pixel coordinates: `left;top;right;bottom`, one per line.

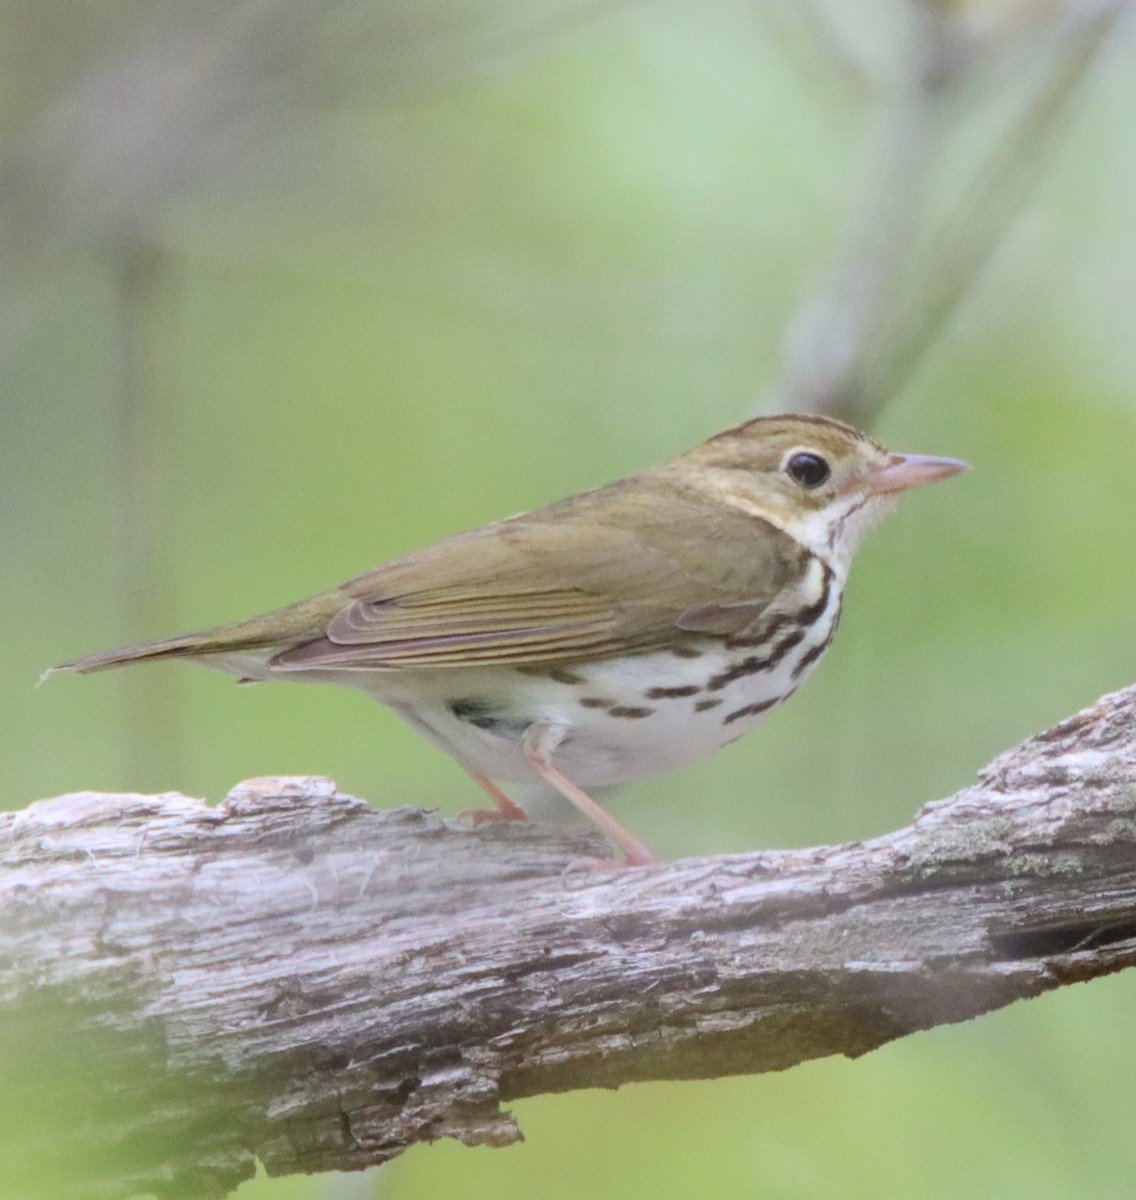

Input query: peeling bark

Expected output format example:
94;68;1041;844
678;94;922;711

3;686;1136;1199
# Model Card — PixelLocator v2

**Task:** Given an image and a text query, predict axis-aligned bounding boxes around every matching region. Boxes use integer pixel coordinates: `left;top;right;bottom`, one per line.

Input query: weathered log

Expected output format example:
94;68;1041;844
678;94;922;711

3;686;1136;1199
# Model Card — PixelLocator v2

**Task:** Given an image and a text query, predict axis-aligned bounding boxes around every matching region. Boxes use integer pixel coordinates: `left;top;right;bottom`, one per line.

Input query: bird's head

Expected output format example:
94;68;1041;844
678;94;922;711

681;413;968;575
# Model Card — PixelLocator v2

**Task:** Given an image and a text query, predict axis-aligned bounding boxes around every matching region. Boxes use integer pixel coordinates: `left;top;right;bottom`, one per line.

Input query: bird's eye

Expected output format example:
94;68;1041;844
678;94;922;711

785;451;831;489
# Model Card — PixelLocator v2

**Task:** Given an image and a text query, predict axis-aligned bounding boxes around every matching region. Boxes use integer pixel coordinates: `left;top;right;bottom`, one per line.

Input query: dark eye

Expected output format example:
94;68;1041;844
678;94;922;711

785;452;831;488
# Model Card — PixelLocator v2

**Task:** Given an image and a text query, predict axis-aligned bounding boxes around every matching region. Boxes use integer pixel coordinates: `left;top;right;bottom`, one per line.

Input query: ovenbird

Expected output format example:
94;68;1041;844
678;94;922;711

53;414;966;865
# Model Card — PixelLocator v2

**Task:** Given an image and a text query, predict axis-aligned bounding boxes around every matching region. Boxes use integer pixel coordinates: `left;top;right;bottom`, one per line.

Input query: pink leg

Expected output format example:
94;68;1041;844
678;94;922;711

459;769;529;824
521;725;656;867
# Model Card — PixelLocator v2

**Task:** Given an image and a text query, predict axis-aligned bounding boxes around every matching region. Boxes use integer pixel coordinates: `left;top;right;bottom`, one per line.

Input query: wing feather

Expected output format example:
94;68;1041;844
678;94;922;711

268;477;811;672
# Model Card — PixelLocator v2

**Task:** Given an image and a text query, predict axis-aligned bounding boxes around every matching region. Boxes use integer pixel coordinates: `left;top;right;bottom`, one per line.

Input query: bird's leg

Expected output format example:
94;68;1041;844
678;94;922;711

521;723;657;867
459;769;529;824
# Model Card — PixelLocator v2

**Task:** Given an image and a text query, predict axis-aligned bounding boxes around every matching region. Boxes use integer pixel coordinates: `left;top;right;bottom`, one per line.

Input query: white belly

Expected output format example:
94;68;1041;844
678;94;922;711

368;581;843;788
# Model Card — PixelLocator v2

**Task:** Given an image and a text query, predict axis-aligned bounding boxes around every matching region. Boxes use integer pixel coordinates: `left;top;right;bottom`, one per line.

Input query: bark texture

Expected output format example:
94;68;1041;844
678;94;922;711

4;686;1136;1199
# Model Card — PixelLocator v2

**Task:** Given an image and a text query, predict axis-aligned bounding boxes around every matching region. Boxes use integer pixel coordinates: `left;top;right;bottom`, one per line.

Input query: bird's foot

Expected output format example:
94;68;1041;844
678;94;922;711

458;770;529;824
459;805;528;826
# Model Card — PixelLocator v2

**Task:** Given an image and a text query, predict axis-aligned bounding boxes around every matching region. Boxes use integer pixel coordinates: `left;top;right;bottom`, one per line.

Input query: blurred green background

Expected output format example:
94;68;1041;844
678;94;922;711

4;1;1136;1197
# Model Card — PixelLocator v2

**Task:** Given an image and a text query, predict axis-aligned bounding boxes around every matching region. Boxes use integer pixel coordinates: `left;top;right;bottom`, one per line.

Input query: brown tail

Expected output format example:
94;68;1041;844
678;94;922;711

44;626;275;679
45;592;343;681
49;633;226;676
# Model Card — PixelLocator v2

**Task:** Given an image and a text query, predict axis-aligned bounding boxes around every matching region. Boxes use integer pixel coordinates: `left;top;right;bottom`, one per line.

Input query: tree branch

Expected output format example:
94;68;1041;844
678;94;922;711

4;687;1136;1198
764;0;1130;428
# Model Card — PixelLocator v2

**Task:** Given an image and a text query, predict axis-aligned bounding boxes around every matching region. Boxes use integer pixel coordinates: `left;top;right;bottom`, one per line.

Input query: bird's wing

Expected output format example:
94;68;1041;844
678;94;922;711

269;483;809;671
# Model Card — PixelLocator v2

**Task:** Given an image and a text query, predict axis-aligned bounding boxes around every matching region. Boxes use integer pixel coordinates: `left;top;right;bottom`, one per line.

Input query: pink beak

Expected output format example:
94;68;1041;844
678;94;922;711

868;452;969;495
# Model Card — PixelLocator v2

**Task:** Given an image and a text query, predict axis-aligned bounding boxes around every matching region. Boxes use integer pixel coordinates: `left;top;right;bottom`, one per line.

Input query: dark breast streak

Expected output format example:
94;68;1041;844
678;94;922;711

707;559;834;692
717;561;840;725
442;555;839;743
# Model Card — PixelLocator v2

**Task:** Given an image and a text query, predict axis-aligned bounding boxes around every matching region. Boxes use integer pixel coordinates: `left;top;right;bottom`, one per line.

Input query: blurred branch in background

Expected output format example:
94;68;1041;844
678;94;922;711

0;0;626;788
767;0;1132;426
4;684;1136;1197
112;235;182;785
0;0;626;246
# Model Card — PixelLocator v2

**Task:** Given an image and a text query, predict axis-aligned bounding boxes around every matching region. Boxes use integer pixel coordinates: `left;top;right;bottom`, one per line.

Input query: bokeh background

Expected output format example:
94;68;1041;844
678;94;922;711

4;1;1136;1197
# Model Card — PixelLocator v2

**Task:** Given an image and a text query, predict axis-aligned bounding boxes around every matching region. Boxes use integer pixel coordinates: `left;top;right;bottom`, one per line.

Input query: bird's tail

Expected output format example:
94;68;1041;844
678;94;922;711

47;630;244;677
43;623;277;683
44;592;341;680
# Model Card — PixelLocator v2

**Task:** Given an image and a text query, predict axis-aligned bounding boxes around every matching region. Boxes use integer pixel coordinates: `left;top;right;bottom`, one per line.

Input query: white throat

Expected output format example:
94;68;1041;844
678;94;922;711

784;491;898;579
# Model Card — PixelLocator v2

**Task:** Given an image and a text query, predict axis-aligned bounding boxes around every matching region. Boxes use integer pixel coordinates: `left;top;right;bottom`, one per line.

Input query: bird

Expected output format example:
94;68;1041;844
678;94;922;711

52;413;967;865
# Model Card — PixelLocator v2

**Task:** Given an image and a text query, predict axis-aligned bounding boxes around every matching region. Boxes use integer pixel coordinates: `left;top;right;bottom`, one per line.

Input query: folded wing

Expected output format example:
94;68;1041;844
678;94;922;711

269;485;807;672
